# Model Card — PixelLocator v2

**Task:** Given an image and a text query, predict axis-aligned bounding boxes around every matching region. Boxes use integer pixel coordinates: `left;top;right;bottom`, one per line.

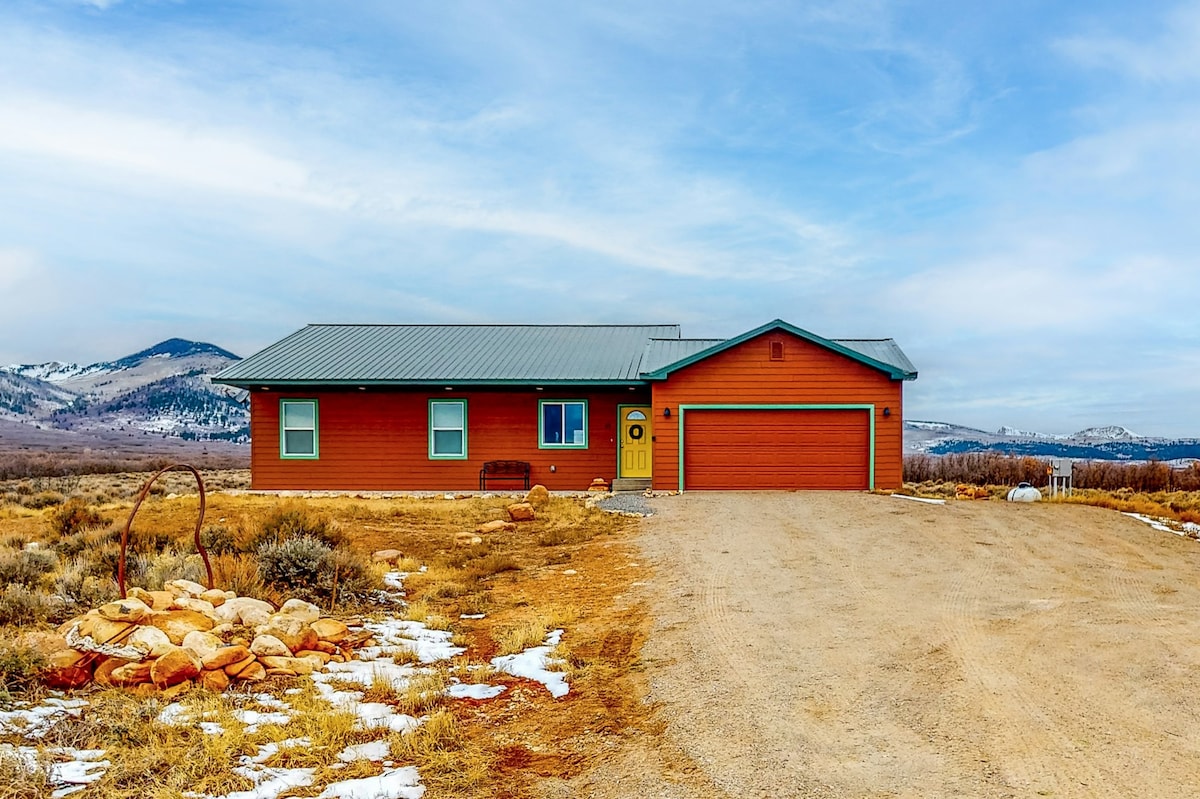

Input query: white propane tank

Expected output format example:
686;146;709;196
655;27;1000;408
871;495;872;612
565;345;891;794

1006;482;1042;502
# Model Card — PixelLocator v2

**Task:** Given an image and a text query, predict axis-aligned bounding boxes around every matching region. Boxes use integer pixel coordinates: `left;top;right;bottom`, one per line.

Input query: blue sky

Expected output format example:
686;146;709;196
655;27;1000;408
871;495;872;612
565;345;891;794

1;1;1198;436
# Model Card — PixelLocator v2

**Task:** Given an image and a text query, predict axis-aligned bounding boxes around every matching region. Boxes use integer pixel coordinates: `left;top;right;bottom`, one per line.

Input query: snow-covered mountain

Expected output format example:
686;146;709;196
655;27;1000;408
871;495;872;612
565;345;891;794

906;420;1200;462
0;339;248;443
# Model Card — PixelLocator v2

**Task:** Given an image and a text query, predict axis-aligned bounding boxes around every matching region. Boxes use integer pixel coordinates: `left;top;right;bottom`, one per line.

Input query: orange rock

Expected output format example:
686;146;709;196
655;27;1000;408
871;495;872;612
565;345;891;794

147;610;214;645
93;657;136;688
313;641;338;655
151;646;201;688
231;661;266;682
477;519;517;534
43;649;93;690
310;618;350;644
223;655;259;678
264;668;297;678
110;661;153;687
199;669;230;692
524;484;551;507
506;502;536;522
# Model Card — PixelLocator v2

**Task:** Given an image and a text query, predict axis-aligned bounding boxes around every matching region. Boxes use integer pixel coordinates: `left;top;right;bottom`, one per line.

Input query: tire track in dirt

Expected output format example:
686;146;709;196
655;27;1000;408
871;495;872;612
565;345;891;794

940;508;1146;798
616;494;1200;799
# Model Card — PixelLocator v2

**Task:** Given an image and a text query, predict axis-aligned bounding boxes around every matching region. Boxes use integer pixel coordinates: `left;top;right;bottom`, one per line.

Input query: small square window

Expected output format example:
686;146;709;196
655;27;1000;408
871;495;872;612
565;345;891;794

540;400;587;448
429;400;467;459
769;340;784;361
280;399;318;459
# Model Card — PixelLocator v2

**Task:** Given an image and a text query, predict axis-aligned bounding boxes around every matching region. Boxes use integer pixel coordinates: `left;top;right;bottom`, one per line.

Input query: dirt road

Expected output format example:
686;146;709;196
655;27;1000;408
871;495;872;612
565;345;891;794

572;492;1200;798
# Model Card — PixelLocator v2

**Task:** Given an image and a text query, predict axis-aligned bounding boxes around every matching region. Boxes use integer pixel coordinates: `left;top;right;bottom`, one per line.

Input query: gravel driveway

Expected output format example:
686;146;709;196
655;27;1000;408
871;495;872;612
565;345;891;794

578;491;1200;798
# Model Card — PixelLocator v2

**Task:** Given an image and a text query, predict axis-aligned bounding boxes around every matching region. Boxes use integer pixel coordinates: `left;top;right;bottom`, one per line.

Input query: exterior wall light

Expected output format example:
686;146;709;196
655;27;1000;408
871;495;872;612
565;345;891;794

663;407;671;418
883;407;891;417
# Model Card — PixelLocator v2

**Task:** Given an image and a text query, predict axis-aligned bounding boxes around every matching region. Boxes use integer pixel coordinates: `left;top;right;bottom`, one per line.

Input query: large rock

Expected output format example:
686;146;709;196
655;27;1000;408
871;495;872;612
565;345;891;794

230;660;266;682
199;669;230;692
524;484;551;507
151;646;201;688
199;589;227;607
109;661;153;687
181;631;224;661
476;520;517;534
278;598;320;624
310;618;350;644
93;657;136;688
371;549;403;564
173;598;218;618
97;598;152;624
213;597;275;627
201;645;251;671
147;610;215;645
257;615;318;654
165;579;209;598
127;625;174;658
258;655;315;676
43;649;92;690
506;502;536;522
250;634;293;658
76;616;136;646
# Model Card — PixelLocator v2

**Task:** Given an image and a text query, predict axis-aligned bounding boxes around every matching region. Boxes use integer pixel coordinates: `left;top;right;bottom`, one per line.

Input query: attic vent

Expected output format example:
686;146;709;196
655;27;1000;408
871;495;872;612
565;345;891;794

769;340;784;361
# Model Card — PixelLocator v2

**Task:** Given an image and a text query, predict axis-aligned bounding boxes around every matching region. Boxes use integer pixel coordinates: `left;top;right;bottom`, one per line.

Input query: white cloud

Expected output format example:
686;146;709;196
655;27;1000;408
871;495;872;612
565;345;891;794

1056;3;1200;82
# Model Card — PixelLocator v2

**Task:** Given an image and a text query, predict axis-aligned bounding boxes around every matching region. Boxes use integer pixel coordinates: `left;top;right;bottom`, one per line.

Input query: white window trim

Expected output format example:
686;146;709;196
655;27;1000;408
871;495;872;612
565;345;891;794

429;399;468;460
280;399;318;459
539;399;588;449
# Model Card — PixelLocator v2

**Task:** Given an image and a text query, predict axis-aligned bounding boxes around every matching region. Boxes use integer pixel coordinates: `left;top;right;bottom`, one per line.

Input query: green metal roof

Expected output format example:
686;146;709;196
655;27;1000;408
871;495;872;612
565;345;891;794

212;324;681;386
641;339;724;374
212;320;917;387
639;319;918;381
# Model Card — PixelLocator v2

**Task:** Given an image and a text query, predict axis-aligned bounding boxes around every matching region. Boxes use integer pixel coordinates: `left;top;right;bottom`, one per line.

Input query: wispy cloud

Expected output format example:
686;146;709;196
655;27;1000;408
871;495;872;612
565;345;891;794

1;2;1198;434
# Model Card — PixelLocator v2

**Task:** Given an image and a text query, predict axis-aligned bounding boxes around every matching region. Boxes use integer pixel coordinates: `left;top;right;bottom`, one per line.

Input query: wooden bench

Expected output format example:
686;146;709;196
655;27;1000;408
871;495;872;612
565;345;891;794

479;460;531;491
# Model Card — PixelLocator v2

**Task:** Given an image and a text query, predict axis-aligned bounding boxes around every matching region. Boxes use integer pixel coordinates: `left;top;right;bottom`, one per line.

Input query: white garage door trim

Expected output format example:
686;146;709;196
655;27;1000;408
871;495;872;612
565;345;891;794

677;403;876;492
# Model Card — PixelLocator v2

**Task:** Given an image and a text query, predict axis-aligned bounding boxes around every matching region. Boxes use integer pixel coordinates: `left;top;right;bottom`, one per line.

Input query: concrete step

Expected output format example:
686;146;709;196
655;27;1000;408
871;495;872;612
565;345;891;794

611;478;652;493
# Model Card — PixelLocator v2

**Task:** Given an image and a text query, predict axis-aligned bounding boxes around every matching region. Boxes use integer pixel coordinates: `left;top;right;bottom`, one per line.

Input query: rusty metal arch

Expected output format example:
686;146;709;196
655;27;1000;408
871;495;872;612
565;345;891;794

118;464;214;598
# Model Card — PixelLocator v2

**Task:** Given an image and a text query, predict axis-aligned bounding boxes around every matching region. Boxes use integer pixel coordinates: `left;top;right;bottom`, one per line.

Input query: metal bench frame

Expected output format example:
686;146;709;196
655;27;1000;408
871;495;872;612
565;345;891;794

479;460;531;490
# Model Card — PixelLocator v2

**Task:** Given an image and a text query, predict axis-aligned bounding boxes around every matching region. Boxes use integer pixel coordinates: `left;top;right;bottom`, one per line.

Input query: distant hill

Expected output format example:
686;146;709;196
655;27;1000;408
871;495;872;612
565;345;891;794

905;420;1200;463
0;339;248;444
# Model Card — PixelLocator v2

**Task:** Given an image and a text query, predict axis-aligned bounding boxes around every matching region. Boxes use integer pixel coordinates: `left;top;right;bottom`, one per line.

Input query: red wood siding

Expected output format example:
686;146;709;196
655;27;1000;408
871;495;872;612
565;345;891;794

683;409;870;490
250;387;648;491
651;332;905;490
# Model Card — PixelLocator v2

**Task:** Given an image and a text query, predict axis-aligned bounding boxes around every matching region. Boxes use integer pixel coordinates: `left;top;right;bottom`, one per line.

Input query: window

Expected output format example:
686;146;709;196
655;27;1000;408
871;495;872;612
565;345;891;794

280;399;318;458
429;399;467;459
540;400;587;448
769;340;784;361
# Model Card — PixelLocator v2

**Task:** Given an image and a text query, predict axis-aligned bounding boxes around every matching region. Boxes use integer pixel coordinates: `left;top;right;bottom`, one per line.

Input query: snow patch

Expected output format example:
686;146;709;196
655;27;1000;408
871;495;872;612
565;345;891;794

491;629;570;698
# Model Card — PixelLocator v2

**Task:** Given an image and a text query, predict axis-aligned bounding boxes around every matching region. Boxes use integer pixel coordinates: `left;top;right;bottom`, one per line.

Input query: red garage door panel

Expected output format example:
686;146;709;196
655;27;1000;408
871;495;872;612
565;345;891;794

684;409;870;490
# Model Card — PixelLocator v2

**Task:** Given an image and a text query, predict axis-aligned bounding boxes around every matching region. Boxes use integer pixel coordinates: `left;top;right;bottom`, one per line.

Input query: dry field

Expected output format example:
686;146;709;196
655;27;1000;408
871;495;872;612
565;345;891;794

0;471;652;798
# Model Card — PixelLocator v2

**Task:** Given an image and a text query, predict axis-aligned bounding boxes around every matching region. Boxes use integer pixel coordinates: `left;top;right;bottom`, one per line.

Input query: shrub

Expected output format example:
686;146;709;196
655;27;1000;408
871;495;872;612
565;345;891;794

199;524;237;555
46;498;109;537
50;568;118;622
0;642;47;700
23;490;66;509
0;585;53;626
247;503;343;551
0;550;58;589
257;535;332;598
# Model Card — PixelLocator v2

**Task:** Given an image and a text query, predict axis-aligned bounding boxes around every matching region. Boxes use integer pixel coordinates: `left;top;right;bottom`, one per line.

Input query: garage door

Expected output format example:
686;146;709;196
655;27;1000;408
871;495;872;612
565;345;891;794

682;408;870;490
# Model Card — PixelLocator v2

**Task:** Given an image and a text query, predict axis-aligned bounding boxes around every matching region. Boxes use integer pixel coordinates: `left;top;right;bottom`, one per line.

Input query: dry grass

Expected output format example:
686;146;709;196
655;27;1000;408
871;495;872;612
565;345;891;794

0;475;644;799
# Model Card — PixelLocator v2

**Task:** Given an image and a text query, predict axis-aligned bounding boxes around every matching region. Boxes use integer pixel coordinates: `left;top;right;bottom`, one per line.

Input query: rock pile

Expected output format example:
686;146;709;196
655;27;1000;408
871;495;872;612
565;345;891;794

41;579;365;697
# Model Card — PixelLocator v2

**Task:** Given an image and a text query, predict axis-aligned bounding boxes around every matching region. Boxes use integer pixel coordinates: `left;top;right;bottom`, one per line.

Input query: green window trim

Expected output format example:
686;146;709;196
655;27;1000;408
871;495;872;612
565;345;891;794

676;403;876;492
538;399;588;449
279;398;319;459
429;399;468;460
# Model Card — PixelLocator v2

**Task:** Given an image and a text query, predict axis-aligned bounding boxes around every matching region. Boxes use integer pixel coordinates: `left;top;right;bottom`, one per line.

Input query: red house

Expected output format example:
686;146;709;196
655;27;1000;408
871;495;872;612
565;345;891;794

212;320;916;492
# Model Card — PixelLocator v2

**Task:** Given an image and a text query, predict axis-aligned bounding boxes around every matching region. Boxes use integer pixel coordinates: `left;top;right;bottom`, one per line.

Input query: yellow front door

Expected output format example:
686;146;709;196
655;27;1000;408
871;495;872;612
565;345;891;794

619;406;653;478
